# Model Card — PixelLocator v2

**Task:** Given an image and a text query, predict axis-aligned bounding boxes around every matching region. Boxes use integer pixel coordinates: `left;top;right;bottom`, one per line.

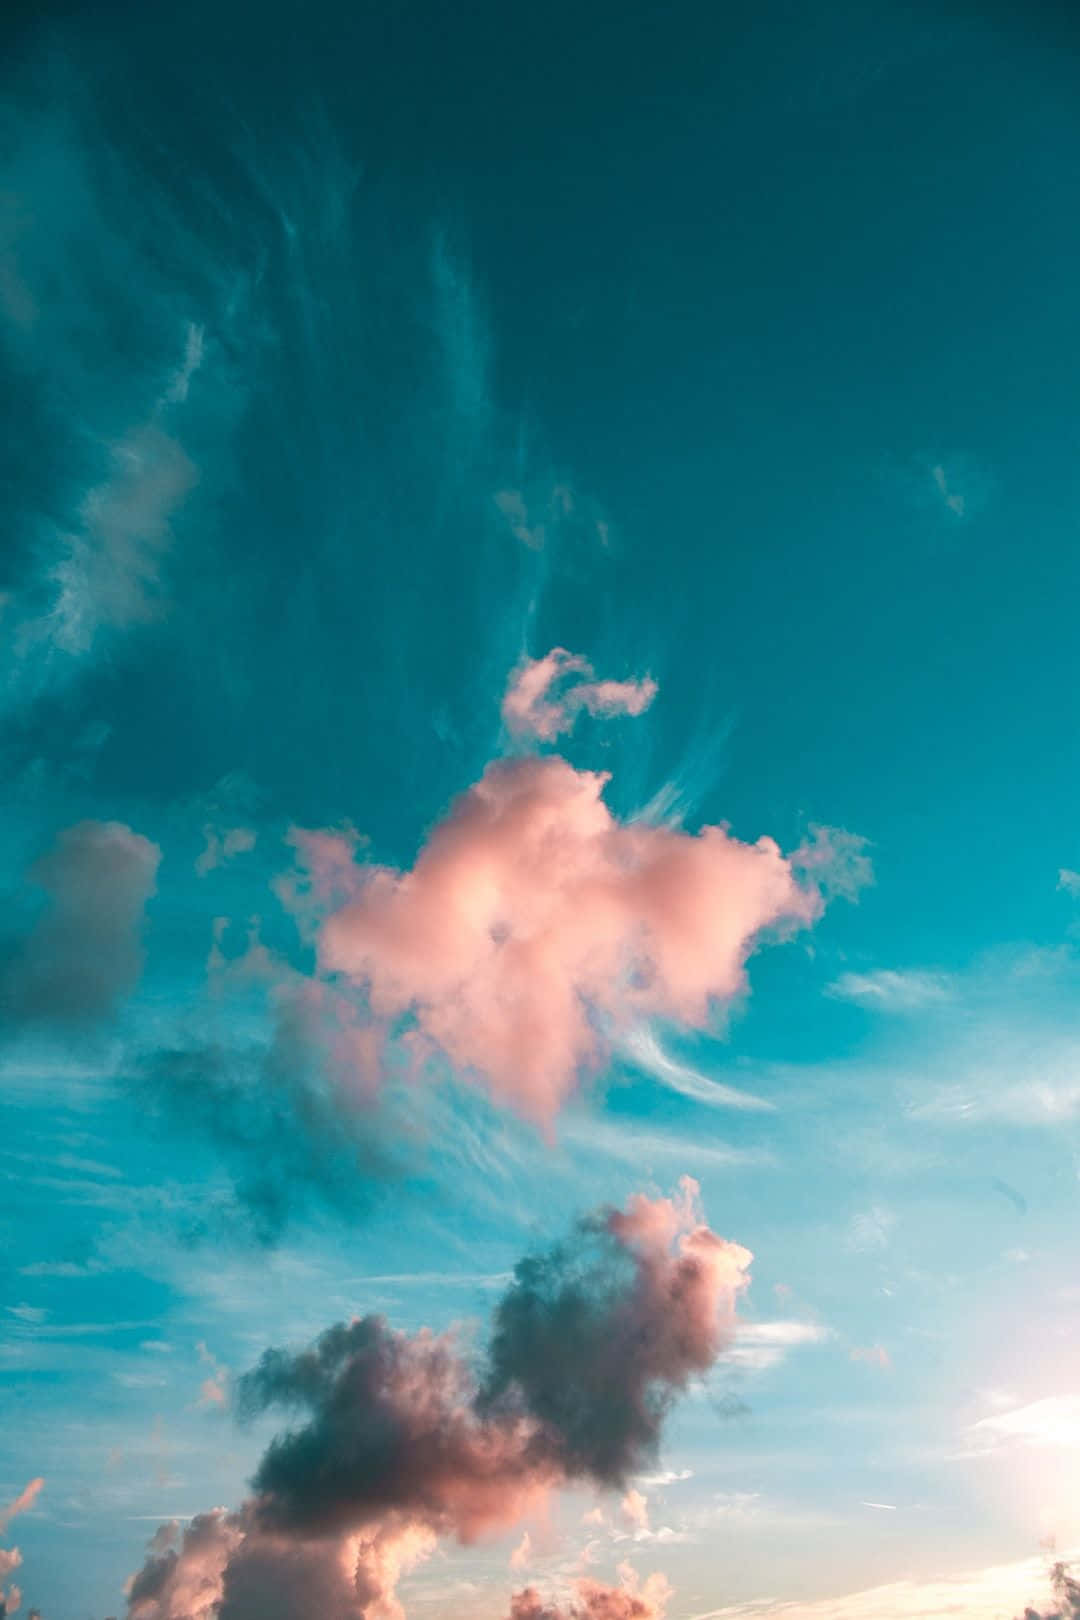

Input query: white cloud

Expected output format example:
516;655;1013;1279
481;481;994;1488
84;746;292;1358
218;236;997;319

826;970;952;1011
722;1319;832;1371
931;462;966;517
561;1115;778;1171
972;1394;1080;1450
846;1206;896;1253
624;1029;777;1112
689;1545;1080;1619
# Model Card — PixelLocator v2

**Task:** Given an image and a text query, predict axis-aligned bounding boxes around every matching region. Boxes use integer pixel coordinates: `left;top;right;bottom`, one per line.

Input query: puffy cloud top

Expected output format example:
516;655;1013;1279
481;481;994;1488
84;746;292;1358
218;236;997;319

315;755;823;1122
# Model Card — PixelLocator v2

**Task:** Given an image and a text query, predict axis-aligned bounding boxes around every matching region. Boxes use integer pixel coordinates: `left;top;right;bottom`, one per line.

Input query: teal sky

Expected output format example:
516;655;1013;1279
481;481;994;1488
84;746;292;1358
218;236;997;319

4;4;1080;1618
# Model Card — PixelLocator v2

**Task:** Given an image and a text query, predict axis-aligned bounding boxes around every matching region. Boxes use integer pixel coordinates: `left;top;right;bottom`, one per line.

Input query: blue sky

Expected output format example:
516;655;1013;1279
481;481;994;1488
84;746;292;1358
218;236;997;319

4;3;1080;1617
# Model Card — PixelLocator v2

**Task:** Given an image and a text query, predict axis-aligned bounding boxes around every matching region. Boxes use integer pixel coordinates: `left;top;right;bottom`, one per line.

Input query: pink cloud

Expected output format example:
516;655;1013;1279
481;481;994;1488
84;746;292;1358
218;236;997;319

314;755;826;1123
620;1490;649;1532
502;649;657;742
0;1480;42;1536
0;1479;40;1620
126;1187;746;1620
509;1567;671;1620
851;1345;891;1370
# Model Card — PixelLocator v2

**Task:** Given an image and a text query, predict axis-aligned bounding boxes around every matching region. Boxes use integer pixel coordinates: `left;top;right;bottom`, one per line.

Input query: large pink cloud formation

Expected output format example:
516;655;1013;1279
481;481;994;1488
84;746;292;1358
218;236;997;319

126;1183;749;1620
502;649;657;741
308;754;838;1123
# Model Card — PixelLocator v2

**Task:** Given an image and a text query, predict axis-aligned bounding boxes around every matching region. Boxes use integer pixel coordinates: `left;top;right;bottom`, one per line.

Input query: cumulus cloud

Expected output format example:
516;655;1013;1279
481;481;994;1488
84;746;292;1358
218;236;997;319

307;754;843;1123
126;1184;748;1620
509;1567;670;1620
1;821;160;1032
502;649;657;742
479;1179;750;1483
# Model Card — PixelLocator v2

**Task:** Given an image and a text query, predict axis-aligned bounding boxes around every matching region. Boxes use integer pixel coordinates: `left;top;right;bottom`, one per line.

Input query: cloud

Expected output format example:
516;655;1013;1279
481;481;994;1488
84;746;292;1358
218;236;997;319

930;462;965;518
310;754;841;1123
722;1319;832;1372
126;1512;241;1620
41;425;198;657
131;1028;399;1244
1058;870;1080;898
478;1179;751;1485
1;821;160;1032
850;1346;891;1370
0;1480;42;1536
1017;1562;1080;1619
196;1343;228;1410
622;1029;776;1113
195;827;257;878
620;1491;649;1532
972;1395;1080;1451
502;649;657;742
509;1567;671;1620
492;486;609;553
0;1478;40;1620
845;1206;896;1253
493;489;550;551
126;1184;748;1619
689;1550;1080;1619
825;970;951;1011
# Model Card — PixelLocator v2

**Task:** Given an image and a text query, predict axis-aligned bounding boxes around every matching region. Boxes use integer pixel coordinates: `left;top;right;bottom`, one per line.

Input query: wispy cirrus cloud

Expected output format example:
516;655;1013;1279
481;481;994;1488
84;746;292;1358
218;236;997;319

722;1319;832;1373
825;969;952;1011
623;1029;776;1113
688;1550;1080;1620
971;1395;1080;1451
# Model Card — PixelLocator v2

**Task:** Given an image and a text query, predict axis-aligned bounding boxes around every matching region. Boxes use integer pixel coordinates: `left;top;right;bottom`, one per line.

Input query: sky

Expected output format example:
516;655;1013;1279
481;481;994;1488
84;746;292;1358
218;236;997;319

3;1;1080;1616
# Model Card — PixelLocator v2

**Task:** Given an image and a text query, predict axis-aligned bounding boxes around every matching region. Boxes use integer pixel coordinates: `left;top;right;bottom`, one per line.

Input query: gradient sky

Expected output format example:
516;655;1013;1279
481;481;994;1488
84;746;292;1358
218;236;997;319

4;3;1080;1617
